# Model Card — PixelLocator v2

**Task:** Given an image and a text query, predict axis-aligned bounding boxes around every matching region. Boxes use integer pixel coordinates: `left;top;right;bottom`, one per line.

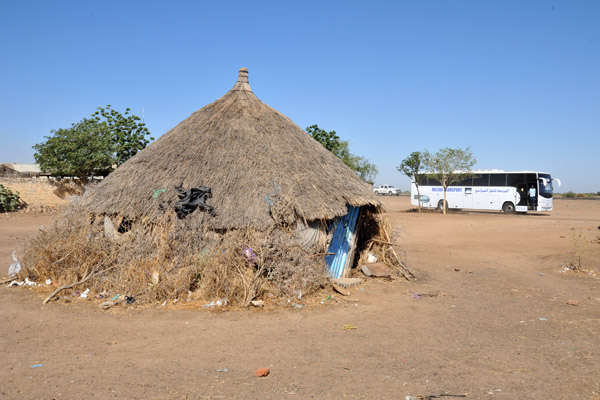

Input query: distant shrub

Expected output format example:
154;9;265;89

562;191;576;198
0;184;22;212
576;193;586;198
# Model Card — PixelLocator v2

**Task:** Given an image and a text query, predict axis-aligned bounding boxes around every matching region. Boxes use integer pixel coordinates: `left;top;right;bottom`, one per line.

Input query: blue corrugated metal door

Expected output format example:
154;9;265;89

325;205;361;279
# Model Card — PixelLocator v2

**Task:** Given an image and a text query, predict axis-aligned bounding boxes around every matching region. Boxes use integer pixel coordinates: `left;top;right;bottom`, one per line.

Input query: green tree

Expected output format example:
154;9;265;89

34;106;152;183
0;184;23;212
306;124;341;153
306;124;378;184
33;118;114;183
92;105;153;166
397;151;425;212
424;147;477;215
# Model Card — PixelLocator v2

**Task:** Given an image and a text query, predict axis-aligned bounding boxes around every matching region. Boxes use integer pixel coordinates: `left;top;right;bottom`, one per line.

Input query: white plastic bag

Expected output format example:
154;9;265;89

8;250;21;278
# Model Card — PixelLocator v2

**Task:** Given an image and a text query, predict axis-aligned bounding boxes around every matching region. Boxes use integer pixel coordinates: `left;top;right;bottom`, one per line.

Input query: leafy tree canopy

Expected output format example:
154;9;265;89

398;151;425;212
306;124;378;184
92;105;154;166
423;147;477;188
33;118;114;183
33;106;152;182
397;151;424;180
306;124;341;153
423;147;477;214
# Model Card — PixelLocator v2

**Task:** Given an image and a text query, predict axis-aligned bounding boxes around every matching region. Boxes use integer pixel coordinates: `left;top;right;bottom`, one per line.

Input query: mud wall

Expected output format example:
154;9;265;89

0;177;82;210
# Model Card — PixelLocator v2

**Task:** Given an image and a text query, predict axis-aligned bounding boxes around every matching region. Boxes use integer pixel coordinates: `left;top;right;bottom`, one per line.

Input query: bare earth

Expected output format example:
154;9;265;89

1;197;599;399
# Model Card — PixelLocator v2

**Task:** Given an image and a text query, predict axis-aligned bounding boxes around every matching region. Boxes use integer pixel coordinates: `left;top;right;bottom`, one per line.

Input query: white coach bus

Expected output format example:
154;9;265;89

410;170;561;213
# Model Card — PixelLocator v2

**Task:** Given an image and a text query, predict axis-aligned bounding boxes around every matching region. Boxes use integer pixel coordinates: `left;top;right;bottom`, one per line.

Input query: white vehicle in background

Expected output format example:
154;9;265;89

410;170;561;213
373;184;401;196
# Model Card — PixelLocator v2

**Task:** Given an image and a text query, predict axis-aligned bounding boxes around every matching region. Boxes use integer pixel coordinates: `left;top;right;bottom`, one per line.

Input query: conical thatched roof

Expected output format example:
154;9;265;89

82;68;380;230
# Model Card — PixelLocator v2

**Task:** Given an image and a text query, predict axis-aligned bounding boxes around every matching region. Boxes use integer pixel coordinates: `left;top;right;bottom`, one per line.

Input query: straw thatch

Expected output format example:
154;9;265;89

81;68;380;230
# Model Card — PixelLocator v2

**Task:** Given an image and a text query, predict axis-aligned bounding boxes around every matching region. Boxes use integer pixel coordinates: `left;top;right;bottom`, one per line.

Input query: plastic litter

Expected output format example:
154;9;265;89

343;324;358;330
30;364;43;368
320;294;333;304
8;250;21;277
8;277;36;287
243;247;257;266
538;317;548;321
412;293;422;300
152;188;167;198
174;184;216;219
125;296;135;304
366;253;378;263
216;368;229;373
202;298;228;308
79;289;89;299
45;278;52;285
250;300;264;307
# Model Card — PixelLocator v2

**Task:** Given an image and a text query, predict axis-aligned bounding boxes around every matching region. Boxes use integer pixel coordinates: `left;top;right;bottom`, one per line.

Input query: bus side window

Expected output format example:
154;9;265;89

473;174;489;186
490;174;507;186
416;175;427;186
507;173;523;187
458;177;472;186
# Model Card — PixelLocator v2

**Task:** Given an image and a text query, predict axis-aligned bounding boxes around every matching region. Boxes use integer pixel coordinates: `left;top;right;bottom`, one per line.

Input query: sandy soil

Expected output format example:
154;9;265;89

1;198;599;399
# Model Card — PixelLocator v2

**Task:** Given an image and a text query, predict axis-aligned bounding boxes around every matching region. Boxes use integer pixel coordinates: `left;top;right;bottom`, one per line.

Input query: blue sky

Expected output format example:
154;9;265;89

1;1;598;192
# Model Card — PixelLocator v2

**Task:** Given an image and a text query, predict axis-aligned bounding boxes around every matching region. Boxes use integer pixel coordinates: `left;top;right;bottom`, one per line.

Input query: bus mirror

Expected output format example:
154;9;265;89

553;178;561;187
540;177;548;186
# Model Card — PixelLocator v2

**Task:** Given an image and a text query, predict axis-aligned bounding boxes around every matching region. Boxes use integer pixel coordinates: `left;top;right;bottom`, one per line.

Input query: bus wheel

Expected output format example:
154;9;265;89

502;202;515;213
437;200;447;212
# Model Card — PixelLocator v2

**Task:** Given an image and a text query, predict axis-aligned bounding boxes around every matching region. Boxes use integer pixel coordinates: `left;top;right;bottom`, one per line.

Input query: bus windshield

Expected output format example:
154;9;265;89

539;174;553;198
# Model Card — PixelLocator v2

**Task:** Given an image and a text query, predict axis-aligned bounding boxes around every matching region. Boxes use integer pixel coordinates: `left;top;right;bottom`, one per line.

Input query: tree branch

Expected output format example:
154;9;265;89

43;264;116;305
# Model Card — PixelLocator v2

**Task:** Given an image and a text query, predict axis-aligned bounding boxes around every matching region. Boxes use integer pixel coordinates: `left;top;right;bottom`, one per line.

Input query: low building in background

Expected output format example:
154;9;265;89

0;163;48;178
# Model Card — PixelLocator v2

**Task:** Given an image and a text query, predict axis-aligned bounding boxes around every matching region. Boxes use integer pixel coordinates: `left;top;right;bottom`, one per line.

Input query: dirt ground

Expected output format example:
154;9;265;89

1;197;599;399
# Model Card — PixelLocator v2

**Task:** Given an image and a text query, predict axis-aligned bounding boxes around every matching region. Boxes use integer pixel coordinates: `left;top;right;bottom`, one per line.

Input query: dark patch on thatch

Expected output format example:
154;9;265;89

82;68;380;229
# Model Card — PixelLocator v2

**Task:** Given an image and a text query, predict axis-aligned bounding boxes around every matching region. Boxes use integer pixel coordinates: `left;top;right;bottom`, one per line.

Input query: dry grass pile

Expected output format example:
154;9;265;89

22;206;331;306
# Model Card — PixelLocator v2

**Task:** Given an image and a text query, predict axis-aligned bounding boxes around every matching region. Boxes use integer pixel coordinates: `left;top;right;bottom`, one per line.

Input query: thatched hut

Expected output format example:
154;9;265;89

82;68;378;230
24;68;411;306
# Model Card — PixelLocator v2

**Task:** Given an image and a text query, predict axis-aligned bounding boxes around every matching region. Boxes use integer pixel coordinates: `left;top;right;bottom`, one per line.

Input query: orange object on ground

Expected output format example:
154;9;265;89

255;367;270;377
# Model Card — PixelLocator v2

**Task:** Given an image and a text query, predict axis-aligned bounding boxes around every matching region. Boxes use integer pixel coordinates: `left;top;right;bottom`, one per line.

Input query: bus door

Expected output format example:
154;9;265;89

525;174;538;210
516;183;528;207
463;187;473;209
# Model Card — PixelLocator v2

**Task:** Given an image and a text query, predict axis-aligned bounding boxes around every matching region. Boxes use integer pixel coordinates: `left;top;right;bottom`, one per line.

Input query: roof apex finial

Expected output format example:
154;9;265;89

232;68;252;92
